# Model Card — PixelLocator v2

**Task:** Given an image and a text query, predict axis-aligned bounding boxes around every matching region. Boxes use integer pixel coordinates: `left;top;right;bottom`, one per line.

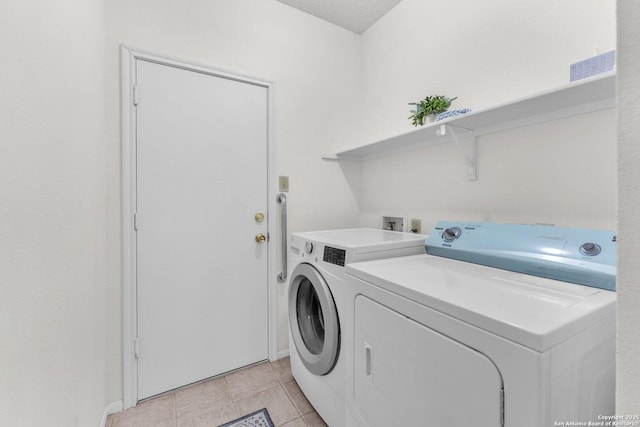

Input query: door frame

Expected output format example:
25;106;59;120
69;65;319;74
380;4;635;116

120;45;279;409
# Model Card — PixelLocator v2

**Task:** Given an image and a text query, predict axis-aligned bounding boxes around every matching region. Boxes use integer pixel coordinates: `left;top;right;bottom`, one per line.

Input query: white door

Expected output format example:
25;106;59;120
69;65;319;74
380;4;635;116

135;59;269;400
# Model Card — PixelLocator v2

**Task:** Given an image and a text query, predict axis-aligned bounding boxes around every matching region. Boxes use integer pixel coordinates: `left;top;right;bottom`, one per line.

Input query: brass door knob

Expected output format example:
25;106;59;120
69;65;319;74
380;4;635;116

255;233;267;243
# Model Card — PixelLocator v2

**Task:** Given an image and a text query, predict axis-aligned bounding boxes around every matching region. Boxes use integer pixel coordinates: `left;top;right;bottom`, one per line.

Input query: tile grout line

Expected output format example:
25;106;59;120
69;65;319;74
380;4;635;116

223;373;243;424
270;360;307;424
280;381;303;417
224;373;236;423
232;382;299;427
275;382;306;427
173;392;177;427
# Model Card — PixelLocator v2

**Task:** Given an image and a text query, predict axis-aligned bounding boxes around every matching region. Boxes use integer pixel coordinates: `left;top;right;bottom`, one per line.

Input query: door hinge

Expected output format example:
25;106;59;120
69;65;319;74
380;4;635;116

133;212;138;231
134;338;140;359
133;85;139;106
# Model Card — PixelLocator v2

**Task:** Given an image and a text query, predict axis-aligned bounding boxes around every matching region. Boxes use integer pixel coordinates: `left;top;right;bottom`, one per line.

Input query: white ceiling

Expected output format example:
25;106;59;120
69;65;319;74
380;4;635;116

277;0;403;34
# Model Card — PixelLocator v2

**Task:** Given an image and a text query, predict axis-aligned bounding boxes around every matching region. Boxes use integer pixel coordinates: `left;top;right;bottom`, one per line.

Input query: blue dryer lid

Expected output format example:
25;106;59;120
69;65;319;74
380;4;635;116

425;221;616;291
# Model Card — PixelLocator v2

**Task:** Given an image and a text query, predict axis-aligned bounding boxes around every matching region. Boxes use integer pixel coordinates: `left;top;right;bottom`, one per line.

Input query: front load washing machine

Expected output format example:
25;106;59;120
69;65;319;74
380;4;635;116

343;221;617;427
288;228;428;427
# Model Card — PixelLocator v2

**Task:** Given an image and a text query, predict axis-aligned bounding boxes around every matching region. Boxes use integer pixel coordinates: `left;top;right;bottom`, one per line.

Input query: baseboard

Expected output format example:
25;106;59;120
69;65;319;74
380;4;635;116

100;400;123;427
277;348;290;360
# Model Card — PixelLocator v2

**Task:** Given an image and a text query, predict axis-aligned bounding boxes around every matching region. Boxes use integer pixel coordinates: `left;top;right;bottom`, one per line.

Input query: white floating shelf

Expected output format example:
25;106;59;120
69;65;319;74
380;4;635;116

322;72;616;161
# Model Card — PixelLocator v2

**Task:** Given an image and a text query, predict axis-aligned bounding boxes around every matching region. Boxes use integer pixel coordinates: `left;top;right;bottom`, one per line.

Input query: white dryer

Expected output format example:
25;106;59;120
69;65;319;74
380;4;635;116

288;228;428;427
343;221;617;427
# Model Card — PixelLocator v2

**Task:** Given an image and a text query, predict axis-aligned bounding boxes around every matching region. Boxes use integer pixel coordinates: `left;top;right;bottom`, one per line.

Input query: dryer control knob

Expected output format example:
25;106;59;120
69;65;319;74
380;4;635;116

580;242;601;256
304;241;314;254
442;227;462;242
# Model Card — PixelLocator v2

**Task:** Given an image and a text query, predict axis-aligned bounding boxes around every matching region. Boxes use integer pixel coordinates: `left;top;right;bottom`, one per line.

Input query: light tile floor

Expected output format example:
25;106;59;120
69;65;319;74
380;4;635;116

107;358;328;427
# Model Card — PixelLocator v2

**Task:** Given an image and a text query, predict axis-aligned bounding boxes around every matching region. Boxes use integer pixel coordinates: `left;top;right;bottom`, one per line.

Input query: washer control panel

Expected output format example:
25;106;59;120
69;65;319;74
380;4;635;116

323;246;346;267
426;221;617;291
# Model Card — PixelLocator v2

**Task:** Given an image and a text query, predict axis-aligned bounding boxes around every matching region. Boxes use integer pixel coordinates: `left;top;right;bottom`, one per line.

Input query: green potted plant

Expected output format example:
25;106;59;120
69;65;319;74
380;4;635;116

408;95;457;126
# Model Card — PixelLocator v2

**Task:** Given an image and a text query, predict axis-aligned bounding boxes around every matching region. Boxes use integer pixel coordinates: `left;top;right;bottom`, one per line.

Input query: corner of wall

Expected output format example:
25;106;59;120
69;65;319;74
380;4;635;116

616;0;640;415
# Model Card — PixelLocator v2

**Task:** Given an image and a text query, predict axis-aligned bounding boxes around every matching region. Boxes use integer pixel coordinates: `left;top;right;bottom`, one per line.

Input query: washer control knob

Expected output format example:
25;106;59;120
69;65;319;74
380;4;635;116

304;241;314;254
580;242;601;256
442;227;462;242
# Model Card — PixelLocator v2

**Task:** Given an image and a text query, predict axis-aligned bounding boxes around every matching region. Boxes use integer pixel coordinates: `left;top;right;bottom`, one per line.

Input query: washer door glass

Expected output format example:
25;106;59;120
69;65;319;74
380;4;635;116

296;279;325;355
289;263;340;376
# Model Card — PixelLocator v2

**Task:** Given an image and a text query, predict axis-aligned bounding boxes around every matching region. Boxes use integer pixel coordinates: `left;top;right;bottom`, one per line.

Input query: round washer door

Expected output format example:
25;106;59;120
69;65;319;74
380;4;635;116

289;262;340;376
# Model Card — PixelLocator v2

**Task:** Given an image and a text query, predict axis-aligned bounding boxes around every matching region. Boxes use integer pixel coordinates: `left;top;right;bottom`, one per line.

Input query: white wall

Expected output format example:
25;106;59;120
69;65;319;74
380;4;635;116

0;0;109;425
357;0;617;232
616;0;640;414
104;0;363;400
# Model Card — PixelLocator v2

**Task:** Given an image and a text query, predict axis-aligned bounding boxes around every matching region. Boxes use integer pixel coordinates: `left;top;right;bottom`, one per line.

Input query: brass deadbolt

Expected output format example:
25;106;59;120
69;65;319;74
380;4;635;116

255;212;265;223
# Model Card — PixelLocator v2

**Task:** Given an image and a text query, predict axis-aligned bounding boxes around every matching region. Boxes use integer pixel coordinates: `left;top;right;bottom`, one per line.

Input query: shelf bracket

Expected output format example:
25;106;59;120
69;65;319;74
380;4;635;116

438;124;476;181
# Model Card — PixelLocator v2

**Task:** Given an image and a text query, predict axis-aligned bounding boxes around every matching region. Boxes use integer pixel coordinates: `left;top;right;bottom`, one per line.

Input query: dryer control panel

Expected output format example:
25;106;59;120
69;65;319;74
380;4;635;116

426;221;617;291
